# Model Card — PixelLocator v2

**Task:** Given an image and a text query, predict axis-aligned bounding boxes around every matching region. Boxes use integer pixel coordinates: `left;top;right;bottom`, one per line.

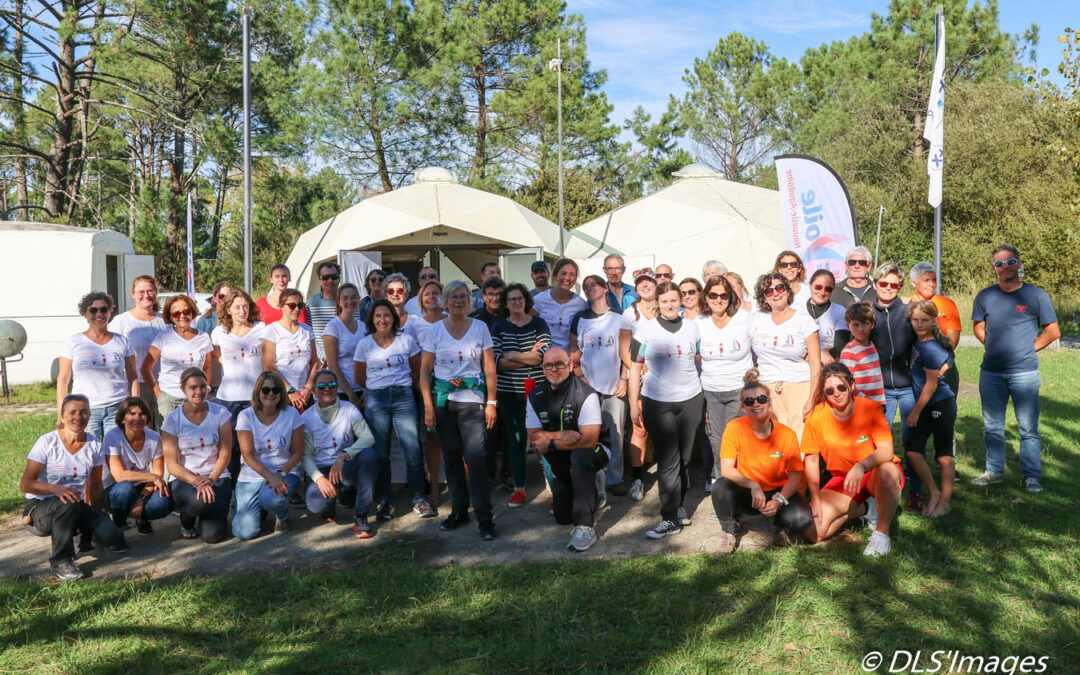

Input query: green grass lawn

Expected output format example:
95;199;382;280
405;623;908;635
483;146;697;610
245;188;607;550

0;348;1077;672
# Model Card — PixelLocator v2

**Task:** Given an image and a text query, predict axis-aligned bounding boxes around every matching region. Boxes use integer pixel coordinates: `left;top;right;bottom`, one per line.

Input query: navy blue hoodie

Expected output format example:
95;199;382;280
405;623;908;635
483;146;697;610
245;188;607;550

871;297;917;390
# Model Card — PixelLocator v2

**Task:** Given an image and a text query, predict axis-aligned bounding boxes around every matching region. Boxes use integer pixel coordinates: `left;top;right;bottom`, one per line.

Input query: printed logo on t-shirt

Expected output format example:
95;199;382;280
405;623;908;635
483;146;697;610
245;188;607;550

437;347;477;367
856;435;870;444
1016;304;1028;313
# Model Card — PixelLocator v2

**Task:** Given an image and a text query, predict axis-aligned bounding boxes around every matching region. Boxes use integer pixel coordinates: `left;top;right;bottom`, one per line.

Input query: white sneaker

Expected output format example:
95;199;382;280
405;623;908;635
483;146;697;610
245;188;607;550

567;525;597;552
595;472;607;509
972;471;1003;486
863;530;892;557
628;479;644;502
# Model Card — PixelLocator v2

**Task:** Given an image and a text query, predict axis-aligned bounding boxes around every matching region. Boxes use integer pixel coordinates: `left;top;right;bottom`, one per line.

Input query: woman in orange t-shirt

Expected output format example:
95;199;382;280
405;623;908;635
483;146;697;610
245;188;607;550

711;370;813;555
802;363;904;557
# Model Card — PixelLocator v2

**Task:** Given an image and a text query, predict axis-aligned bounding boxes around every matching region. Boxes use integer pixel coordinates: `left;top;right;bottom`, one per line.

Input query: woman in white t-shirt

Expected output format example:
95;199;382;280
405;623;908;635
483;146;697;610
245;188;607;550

322;283;366;409
774;250;811;310
57;291;139;440
403;279;446;503
419;280;498;540
232;371;305;540
143;295;214;421
569;274;628;496
629;281;704;540
697;276;754;486
261;288;318;411
102;396;171;535
532;258;587;351
355;300;431;524
750;272;822;440
109;274;166;427
210;288;265;483
803;270;849;366
20;394;126;581
620;273;658;502
161;368;233;543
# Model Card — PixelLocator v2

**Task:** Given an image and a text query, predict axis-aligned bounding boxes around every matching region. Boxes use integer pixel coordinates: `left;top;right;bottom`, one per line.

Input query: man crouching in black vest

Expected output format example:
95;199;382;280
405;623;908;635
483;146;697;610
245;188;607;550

526;348;610;552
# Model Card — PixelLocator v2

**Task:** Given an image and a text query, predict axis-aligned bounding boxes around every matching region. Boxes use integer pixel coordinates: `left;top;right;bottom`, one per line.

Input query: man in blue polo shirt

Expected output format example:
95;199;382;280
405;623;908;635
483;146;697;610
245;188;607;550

971;244;1060;492
603;254;637;311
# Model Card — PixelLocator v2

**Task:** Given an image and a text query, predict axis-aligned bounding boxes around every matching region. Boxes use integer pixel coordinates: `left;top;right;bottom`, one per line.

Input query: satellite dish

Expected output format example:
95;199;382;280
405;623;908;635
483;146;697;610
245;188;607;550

0;320;27;359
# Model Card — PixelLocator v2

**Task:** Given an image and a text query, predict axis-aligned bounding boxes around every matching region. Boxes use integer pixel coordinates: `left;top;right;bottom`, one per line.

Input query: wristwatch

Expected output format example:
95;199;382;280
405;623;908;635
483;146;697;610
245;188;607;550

486;400;498;408
547;439;557;454
773;493;789;508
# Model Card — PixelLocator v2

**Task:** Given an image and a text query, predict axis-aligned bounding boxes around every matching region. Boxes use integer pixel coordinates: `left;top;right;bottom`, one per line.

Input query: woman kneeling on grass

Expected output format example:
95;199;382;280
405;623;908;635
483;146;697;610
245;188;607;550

711;370;813;555
802;363;904;557
904;300;957;518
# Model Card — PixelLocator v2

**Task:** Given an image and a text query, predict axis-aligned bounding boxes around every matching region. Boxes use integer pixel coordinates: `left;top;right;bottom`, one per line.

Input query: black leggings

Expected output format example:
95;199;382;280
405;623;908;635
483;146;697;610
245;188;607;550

170;479;233;543
710;477;813;536
436;401;493;525
641;394;705;522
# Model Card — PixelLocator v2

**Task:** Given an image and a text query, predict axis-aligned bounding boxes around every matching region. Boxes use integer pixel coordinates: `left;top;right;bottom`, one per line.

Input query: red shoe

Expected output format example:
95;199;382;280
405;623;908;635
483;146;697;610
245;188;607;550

548;499;554;515
507;490;526;508
353;516;374;539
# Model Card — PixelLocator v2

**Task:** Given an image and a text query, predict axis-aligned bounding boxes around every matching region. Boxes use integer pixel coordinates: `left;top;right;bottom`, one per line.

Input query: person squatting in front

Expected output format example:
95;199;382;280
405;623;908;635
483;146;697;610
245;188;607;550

711;370;813;555
526;348;610;552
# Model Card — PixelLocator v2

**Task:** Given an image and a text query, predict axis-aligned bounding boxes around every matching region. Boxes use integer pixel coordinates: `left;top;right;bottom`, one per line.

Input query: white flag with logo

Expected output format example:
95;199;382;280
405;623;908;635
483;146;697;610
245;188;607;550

923;10;945;208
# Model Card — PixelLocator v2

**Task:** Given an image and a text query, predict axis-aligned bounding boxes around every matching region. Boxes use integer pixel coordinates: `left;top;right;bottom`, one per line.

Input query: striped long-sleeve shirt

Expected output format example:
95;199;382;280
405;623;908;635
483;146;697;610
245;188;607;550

839;341;886;404
492;316;551;399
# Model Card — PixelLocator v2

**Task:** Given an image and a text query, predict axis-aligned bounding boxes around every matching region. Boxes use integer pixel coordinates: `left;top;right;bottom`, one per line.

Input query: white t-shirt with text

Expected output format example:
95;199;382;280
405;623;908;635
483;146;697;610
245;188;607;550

61;333;135;407
323;317;367;392
211;323;265;402
101;427;163;489
162;403;232;478
423;319;493;404
749;310;819;383
634;317;702;403
25;431;104;500
235;406;304;482
697;310;754;392
354;332;420;391
109;312;165;381
151;329;214;398
261;322;315;391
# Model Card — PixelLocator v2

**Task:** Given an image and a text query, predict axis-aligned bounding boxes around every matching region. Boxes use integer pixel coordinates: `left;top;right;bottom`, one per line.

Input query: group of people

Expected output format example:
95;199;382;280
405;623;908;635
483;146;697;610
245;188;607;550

24;243;1059;580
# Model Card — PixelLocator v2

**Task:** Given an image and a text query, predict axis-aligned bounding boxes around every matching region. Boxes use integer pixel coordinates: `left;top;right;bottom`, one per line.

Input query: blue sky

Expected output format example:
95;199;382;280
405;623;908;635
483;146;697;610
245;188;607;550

567;0;1074;135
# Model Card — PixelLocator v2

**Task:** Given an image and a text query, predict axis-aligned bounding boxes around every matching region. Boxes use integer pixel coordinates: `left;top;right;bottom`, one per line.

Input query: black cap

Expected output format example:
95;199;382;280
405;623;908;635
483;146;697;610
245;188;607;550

531;260;550;272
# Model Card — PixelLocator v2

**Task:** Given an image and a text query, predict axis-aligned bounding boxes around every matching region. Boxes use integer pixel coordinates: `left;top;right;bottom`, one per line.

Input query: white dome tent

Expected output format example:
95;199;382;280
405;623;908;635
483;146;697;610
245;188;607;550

564;163;787;285
284;166;562;298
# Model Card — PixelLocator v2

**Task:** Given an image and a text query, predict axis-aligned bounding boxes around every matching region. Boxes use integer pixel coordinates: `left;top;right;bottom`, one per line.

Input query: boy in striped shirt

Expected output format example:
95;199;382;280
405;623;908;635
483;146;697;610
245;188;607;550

839;302;886;406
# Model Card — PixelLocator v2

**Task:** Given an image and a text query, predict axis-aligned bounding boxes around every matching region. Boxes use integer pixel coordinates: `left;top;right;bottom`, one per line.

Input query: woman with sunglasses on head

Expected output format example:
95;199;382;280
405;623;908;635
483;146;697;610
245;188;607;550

323;283;366;410
712;370;813;554
802;363;904;556
301;369;376;534
142;295;214;421
620;272;659;502
21;393;126;581
354;300;430;527
102;396;171;535
749;273;821;440
162;368;233;543
110;275;167;427
678;278;703;319
532;258;587;352
903;301;957;518
210;289;265;485
57;292;139;440
261;289;318;411
804;270;850;365
232;371;304;539
629;281;704;539
774;250;811;309
697;275;754;492
404;280;447;504
419;280;499;540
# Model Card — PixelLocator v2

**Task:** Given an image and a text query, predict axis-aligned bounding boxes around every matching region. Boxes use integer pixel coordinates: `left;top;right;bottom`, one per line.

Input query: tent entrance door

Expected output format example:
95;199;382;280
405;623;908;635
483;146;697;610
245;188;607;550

498;247;543;287
339;250;383;297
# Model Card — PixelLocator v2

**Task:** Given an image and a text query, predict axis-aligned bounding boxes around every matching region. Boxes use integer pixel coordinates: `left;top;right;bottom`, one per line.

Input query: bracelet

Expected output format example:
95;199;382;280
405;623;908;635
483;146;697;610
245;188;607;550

486;400;498;408
773;493;789;508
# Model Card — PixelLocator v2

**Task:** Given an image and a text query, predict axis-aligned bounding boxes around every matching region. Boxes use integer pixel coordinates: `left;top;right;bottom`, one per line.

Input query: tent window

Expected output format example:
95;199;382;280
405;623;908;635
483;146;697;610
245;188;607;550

106;255;120;305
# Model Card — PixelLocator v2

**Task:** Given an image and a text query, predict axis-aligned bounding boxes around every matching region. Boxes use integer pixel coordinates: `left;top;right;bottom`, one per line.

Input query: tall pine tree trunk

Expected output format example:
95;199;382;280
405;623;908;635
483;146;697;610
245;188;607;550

12;0;28;221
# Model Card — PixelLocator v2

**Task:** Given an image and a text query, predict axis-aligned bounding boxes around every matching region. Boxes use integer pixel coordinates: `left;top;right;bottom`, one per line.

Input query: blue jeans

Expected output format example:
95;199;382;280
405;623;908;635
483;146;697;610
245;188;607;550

304;456;362;518
883;386;919;496
104;481;172;525
232;474;302;540
88;403;120;441
364;386;426;502
980;369;1043;480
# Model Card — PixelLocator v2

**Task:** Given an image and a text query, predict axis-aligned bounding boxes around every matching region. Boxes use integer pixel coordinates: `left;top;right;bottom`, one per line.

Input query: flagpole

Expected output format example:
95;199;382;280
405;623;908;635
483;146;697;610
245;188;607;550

242;5;253;295
933;4;943;286
186;192;195;298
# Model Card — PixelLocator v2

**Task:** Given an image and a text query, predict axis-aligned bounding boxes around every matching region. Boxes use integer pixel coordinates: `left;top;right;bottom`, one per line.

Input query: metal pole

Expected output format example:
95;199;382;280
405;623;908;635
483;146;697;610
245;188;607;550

556;37;564;257
874;205;885;266
242;6;253;294
933;5;943;287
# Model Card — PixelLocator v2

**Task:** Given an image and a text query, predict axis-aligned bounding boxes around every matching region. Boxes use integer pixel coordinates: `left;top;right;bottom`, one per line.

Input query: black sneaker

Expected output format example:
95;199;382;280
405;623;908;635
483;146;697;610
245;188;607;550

110;536;129;553
50;559;84;581
136;518;153;536
439;511;469;531
376;502;395;522
646;520;683;539
479;522;497;541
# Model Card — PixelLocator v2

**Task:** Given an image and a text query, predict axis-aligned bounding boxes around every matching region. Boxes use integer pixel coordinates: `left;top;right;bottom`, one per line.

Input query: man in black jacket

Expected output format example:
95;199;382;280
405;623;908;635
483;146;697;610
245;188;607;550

526;348;610;552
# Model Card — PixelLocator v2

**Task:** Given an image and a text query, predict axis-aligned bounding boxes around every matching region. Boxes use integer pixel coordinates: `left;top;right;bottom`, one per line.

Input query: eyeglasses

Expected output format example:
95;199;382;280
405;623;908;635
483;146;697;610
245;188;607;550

447;294;469;303
877;281;901;290
314;381;338;391
706;292;729;302
778;261;801;269
681;289;698;296
319;274;340;281
847;259;869;267
824;384;850;396
171;309;194;319
812;284;834;293
542;361;569;371
87;306;111;315
260;386;282;395
764;284;787;297
992;258;1019;269
507;296;526;303
386;288;406;296
742;394;769;406
604;266;625;273
283;302;305;311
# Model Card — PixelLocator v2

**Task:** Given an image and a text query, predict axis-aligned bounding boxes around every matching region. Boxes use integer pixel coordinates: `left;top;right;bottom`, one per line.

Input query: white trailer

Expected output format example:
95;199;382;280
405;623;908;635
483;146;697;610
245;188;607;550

0;222;155;385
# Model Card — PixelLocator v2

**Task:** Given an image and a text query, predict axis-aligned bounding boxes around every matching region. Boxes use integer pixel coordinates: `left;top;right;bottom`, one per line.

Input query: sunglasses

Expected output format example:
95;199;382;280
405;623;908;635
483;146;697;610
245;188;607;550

386;288;406;296
87;306;111;315
681;289;698;296
824;384;850;396
419;273;437;280
314;381;338;390
171;309;194;318
877;281;901;290
778;261;801;269
812;284;834;293
847;259;869;267
764;284;787;297
319;273;340;281
742;394;769;406
706;291;730;302
260;386;282;395
656;273;674;279
542;361;569;371
992;258;1019;269
369;275;386;283
216;293;229;300
283;302;305;310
